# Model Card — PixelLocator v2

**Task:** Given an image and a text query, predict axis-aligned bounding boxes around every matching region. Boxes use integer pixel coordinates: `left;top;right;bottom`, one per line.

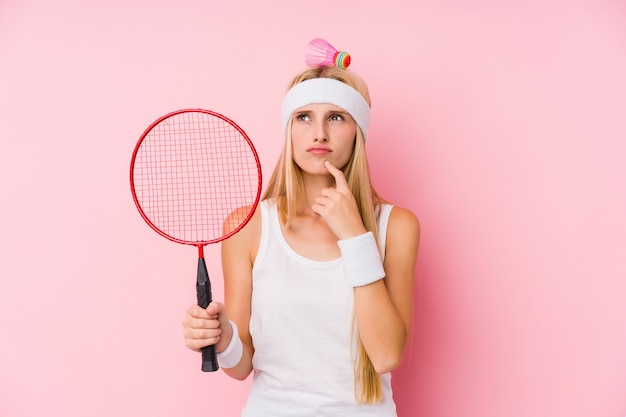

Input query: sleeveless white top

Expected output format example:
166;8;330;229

242;199;396;417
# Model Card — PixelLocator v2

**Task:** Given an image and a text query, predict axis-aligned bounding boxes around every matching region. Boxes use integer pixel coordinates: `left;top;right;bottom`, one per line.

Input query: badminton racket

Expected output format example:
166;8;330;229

130;108;262;372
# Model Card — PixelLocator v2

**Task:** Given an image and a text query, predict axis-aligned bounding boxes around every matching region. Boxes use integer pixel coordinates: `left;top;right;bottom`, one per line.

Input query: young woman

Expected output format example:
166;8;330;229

182;49;420;416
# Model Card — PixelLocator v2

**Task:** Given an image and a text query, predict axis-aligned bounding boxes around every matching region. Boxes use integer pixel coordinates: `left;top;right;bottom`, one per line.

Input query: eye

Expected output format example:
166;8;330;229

295;113;311;122
329;113;345;122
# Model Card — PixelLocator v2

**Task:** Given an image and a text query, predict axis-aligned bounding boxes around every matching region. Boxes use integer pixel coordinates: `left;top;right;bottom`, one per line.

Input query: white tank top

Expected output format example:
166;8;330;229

243;199;397;417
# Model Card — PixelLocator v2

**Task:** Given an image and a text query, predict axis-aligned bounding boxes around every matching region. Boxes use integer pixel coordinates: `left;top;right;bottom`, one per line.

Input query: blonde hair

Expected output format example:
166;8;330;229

263;65;384;404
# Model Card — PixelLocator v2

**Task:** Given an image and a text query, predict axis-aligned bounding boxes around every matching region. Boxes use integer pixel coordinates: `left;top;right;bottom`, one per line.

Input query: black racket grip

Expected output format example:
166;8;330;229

200;345;218;372
196;257;219;372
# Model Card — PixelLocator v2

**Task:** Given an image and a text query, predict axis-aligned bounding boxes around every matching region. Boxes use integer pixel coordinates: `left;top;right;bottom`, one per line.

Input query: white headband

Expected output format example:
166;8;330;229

281;78;371;141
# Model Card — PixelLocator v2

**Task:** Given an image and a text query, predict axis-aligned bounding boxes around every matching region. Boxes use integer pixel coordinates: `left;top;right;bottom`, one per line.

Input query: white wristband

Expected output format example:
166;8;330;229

337;231;385;287
216;320;243;369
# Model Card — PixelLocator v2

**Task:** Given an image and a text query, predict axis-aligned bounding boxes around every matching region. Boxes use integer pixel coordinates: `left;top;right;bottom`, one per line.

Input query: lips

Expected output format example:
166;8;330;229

307;146;332;154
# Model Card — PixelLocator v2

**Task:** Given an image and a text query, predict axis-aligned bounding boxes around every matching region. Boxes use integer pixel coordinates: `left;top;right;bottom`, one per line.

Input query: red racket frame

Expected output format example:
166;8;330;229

129;108;262;372
130;108;262;247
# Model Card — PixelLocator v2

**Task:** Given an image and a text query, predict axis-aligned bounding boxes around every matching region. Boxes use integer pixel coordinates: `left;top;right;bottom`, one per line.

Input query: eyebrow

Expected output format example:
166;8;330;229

292;109;351;117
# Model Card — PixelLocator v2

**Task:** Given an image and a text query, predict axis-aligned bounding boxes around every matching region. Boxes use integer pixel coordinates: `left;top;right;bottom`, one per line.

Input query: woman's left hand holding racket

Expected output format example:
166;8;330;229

182;302;233;356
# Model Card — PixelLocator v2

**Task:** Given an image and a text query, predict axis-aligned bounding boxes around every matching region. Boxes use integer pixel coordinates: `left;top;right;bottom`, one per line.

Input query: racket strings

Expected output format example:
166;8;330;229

132;111;260;243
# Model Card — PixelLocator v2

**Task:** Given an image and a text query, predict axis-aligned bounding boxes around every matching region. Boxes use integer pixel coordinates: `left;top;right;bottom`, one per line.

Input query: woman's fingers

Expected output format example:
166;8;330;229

182;303;225;351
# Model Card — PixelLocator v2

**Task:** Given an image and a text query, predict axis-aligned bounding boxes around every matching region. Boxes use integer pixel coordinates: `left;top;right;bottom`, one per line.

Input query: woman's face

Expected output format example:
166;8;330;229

290;103;357;176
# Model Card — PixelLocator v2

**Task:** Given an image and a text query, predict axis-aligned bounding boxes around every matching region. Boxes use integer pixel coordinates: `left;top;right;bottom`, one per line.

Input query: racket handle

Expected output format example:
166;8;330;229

196;257;219;372
201;345;219;372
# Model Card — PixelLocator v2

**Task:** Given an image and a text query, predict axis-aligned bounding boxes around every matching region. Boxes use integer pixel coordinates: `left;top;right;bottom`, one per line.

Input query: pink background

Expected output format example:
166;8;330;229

1;0;625;416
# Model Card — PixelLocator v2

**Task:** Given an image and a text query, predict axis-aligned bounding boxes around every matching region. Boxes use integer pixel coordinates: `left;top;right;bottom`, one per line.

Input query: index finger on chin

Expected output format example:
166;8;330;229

324;161;348;190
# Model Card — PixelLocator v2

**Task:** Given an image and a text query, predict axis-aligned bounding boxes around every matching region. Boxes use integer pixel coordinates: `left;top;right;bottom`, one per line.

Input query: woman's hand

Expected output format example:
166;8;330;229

312;160;367;239
182;301;233;353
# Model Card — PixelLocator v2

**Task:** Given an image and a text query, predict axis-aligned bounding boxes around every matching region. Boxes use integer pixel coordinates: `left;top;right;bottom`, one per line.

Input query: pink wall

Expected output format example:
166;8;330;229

1;1;625;416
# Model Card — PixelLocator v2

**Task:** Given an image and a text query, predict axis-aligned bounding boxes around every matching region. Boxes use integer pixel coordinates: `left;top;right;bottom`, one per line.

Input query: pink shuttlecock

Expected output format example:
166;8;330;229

304;38;351;69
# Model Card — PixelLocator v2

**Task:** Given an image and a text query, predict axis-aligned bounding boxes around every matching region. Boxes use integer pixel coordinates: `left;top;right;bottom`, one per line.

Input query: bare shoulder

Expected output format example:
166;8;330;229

222;203;262;262
385;205;421;259
388;205;420;238
223;204;261;236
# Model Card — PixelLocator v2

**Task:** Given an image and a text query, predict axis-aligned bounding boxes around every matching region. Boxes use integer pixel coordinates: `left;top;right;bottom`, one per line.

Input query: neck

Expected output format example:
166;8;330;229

299;173;334;215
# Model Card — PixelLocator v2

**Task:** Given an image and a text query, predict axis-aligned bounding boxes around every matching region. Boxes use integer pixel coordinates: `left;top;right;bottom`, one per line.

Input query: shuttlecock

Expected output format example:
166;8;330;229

304;38;351;69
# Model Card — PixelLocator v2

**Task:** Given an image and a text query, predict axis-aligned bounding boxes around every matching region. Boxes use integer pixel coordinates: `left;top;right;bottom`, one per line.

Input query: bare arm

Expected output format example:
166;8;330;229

181;206;260;380
312;161;420;374
218;206;261;380
353;206;420;373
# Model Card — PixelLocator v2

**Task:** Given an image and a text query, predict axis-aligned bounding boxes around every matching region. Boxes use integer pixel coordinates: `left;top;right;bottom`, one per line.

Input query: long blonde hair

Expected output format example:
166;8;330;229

263;65;384;404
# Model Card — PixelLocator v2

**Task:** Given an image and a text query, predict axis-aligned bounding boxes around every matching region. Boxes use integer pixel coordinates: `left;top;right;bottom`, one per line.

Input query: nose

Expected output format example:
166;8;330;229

314;120;328;142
